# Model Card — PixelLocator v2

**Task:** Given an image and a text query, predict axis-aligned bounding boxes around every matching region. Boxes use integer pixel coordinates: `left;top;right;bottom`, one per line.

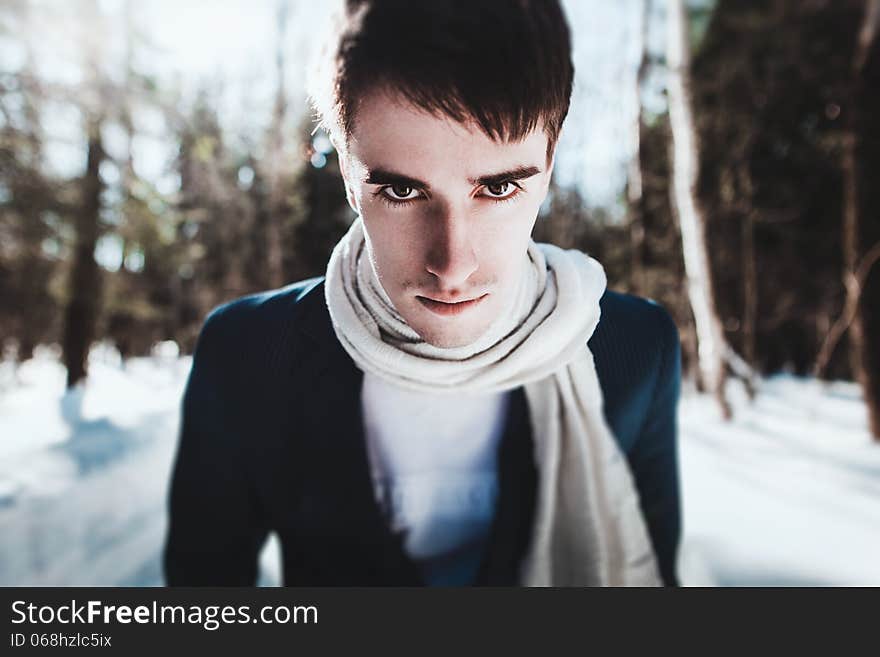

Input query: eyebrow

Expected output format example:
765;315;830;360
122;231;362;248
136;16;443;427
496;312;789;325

472;166;542;187
363;165;542;190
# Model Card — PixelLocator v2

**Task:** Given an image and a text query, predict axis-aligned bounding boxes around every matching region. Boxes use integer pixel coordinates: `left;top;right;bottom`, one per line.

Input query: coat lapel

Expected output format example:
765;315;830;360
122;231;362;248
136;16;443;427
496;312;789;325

292;282;422;583
474;385;538;585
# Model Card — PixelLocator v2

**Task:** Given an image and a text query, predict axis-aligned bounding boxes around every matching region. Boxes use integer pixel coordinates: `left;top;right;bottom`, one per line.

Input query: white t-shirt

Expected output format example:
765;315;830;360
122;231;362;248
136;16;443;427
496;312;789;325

360;371;511;585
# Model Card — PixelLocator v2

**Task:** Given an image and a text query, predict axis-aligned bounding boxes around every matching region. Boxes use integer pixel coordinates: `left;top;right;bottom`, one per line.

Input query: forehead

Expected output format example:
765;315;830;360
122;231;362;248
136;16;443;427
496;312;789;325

346;90;549;180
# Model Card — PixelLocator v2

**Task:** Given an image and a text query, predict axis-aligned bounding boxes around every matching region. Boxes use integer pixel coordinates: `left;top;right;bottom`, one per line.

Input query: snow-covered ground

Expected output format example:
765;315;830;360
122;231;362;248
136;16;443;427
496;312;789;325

1;344;878;586
677;375;880;586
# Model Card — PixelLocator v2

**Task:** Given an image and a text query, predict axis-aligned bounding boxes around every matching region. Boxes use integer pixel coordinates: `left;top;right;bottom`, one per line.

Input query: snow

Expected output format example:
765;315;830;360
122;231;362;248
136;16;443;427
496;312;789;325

677;376;880;586
1;346;878;586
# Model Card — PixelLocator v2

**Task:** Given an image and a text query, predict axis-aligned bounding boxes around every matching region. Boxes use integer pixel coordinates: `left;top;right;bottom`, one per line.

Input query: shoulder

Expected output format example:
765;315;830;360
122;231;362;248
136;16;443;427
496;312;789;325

589;289;681;436
592;289;680;355
200;276;323;338
191;277;327;378
195;276;324;351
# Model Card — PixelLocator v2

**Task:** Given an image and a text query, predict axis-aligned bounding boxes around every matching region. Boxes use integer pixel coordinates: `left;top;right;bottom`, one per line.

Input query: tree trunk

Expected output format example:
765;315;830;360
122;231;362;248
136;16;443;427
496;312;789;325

841;0;880;438
262;0;291;290
627;0;650;296
666;0;732;418
62;121;104;388
738;163;758;380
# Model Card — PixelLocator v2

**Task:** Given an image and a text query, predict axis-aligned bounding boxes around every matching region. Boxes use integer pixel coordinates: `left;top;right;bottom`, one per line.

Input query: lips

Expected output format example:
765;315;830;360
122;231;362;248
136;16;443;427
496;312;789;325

416;293;489;317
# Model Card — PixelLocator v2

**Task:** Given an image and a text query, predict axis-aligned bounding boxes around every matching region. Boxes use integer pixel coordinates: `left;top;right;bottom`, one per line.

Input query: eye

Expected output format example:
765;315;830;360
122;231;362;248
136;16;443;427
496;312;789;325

482;181;520;200
381;184;421;201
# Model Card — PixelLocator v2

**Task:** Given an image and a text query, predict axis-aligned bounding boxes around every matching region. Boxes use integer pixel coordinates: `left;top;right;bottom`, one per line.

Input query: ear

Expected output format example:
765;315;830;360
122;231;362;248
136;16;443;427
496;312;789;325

536;139;558;214
336;148;361;215
544;146;557;194
544;129;560;189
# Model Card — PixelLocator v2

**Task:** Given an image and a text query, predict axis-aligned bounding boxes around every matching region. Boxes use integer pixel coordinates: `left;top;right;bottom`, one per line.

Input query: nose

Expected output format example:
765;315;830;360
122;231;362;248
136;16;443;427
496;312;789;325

424;208;479;289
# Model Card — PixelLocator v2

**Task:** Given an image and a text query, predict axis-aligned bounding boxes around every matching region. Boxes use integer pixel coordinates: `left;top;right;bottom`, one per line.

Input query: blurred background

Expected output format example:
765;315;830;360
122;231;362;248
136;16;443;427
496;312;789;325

1;0;878;586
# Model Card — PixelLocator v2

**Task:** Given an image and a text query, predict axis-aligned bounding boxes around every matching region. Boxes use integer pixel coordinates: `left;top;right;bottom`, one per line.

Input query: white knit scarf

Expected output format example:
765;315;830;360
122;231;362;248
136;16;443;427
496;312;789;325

324;216;661;586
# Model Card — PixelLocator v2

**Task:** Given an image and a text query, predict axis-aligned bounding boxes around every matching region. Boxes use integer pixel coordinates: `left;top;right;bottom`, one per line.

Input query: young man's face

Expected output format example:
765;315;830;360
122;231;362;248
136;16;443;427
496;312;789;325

337;89;555;348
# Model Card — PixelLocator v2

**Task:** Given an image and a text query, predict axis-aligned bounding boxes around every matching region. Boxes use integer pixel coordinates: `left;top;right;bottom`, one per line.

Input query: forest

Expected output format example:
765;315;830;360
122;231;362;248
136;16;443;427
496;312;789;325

1;0;878;438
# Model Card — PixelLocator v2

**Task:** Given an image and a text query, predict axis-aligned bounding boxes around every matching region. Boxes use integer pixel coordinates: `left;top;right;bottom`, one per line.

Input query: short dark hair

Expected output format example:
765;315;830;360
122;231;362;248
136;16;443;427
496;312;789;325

308;0;574;161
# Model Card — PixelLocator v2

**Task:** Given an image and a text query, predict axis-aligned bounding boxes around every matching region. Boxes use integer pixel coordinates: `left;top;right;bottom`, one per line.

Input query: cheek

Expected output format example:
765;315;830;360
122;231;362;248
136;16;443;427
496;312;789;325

476;202;538;265
361;209;425;283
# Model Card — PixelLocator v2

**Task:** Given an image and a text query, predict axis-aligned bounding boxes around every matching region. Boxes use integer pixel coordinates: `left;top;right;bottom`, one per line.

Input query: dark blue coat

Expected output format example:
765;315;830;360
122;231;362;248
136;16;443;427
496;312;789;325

163;276;682;586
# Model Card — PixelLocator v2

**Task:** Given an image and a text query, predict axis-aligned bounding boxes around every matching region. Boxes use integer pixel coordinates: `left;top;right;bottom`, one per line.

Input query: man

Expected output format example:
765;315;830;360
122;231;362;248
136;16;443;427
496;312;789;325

163;0;682;587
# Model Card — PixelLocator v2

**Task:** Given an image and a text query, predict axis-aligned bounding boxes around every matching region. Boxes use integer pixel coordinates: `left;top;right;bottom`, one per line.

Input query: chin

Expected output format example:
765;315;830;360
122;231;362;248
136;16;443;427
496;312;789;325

421;332;479;349
409;316;490;349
